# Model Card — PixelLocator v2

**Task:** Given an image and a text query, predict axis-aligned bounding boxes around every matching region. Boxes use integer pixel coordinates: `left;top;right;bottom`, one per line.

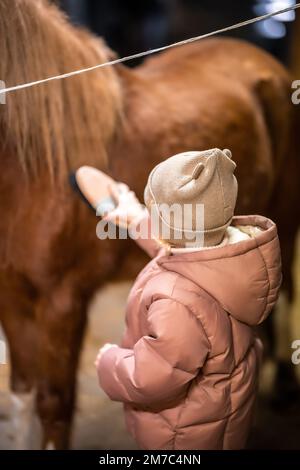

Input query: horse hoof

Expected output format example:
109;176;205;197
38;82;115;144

10;390;42;449
45;441;56;450
41;420;71;450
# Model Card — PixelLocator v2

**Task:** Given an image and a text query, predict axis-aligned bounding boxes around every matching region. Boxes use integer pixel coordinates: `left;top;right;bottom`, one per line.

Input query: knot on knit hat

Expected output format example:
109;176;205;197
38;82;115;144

144;148;238;247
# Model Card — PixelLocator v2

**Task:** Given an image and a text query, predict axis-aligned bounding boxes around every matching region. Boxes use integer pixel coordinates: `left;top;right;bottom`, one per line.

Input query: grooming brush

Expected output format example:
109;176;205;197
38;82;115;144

70;166;119;216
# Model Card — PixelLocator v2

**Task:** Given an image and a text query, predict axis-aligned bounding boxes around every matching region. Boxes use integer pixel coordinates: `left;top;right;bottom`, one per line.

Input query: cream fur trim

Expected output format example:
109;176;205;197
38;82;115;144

170;225;262;254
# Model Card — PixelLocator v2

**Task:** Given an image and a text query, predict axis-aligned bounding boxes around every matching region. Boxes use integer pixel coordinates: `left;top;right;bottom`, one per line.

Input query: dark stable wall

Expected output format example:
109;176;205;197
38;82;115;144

59;0;293;65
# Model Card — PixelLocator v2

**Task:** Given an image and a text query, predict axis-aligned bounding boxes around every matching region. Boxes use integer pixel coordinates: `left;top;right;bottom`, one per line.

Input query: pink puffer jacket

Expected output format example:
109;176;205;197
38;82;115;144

98;215;281;450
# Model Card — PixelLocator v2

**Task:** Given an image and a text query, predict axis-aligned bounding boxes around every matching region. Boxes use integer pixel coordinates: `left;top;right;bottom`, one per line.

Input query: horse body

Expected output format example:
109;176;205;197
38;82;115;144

0;0;298;448
113;38;291;206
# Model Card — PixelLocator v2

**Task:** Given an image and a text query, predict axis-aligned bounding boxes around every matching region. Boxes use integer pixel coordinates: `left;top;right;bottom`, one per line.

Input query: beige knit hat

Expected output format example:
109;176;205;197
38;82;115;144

144;148;238;247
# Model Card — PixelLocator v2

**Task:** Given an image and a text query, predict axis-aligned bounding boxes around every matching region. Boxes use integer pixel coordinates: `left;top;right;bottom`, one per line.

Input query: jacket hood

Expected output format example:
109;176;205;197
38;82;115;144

157;215;282;326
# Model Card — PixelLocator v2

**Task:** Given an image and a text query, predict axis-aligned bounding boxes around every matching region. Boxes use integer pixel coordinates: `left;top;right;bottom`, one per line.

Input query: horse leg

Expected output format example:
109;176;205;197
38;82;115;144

35;282;88;449
0;274;41;449
270;228;300;407
267;119;300;406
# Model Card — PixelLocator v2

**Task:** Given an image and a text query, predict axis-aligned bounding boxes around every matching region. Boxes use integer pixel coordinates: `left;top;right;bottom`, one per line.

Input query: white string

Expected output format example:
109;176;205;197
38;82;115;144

0;2;299;96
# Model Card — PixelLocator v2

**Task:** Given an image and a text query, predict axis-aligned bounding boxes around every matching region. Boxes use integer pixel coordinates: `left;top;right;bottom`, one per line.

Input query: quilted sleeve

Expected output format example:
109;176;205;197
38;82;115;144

97;299;210;406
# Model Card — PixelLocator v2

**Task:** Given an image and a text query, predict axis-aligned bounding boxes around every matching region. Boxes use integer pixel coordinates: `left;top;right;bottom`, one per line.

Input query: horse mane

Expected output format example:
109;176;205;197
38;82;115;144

0;0;122;181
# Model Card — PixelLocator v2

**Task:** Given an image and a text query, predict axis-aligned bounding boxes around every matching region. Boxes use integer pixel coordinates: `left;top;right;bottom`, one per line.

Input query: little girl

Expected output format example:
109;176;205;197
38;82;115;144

92;148;281;450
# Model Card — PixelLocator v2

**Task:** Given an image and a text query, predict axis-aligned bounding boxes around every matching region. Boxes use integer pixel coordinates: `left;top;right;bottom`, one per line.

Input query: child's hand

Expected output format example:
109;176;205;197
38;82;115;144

95;343;118;369
103;183;147;229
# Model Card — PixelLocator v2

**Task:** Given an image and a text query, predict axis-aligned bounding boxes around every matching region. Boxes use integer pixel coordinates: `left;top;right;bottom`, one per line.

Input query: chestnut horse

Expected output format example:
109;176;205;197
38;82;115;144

0;0;299;449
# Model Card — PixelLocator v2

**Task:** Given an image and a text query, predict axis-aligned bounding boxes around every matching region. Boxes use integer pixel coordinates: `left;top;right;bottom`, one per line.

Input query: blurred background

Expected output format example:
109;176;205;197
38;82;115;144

58;0;300;69
1;0;300;450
